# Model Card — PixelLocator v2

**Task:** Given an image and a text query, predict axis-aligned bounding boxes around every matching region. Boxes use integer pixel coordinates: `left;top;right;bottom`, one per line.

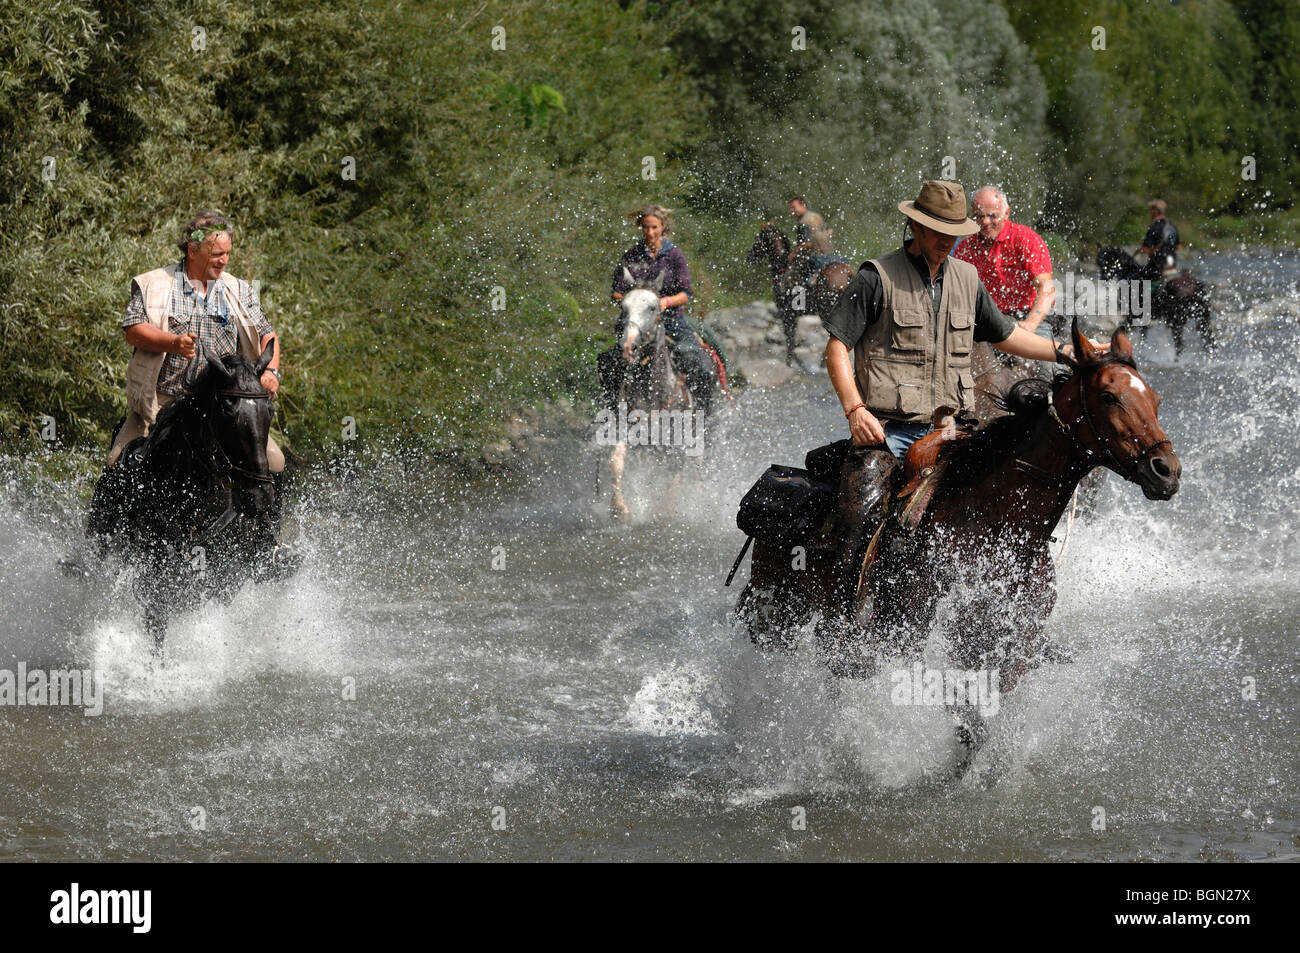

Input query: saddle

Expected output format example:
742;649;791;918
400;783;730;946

895;406;970;530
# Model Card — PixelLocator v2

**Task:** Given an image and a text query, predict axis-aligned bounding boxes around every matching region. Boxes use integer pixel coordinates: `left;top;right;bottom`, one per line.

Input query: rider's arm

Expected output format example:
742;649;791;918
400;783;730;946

826;338;885;446
823;267;886;446
993;325;1059;362
1018;272;1055;333
259;333;280;371
124;322;189;354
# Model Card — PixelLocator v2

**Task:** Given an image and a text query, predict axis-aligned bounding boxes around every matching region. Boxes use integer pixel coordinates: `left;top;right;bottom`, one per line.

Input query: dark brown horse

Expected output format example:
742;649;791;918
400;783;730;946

734;320;1180;778
1097;246;1214;356
746;221;854;368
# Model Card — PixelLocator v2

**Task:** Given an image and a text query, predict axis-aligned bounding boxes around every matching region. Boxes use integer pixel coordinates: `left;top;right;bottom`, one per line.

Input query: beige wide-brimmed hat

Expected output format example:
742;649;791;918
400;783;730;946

898;180;979;236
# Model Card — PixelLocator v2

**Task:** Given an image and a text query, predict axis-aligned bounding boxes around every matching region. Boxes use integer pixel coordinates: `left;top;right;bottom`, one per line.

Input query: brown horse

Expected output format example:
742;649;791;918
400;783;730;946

734;319;1180;778
745;221;854;368
1097;246;1215;357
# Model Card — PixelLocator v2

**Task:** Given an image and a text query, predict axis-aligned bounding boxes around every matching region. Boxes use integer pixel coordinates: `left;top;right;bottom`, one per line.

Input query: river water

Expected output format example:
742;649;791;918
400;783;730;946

1;251;1296;861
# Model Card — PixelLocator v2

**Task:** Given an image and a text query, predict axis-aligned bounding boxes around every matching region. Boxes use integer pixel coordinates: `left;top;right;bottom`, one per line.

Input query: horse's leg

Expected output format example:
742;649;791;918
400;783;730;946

740;542;818;653
1198;304;1215;353
948;707;990;782
609;442;629;520
1170;315;1186;359
781;302;800;367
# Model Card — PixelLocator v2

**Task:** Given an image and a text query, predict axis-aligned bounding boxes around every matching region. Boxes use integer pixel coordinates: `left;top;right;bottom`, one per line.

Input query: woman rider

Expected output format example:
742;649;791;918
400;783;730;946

598;204;714;416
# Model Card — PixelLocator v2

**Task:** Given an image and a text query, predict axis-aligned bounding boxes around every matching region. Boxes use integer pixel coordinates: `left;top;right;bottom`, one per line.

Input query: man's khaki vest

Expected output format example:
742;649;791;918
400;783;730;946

125;263;263;425
854;248;978;424
799;210;833;255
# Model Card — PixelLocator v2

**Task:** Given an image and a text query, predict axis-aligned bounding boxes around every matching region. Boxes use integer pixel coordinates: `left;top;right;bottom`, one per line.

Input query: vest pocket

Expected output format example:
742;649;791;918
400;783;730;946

890;309;928;352
865;359;924;416
898;381;924;416
948;310;973;355
957;369;975;413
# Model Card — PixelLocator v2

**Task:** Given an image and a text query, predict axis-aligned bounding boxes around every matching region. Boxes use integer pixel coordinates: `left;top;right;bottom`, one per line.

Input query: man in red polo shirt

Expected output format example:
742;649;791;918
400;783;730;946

954;186;1055;329
953;187;1057;396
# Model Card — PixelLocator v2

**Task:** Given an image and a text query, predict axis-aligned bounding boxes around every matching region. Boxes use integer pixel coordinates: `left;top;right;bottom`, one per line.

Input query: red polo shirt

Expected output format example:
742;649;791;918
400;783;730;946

953;220;1053;313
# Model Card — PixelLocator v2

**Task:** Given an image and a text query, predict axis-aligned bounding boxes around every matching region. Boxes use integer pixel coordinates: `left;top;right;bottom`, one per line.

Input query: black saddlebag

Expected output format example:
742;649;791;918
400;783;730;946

736;464;836;549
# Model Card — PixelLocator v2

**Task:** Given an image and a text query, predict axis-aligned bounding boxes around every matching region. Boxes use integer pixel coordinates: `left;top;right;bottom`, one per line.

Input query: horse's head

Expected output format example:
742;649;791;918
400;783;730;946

1058;319;1181;500
618;267;663;357
745;221;787;265
183;338;277;517
1096;245;1135;281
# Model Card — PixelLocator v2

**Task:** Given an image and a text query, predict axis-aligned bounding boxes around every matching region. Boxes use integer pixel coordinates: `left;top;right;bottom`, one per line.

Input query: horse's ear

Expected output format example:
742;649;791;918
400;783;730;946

622;266;634;287
184;343;205;389
649;271;664;293
1110;326;1135;367
255;337;275;375
1071;316;1099;366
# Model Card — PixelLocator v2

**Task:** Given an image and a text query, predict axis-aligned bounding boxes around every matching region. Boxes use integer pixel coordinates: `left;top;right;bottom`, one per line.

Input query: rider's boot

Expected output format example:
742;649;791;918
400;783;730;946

669;335;715;417
253;470;300;581
827;445;898;623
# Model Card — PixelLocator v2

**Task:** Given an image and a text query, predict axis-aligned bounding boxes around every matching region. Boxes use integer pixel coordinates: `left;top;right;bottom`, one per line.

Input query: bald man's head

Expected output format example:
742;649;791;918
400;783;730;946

971;187;1009;242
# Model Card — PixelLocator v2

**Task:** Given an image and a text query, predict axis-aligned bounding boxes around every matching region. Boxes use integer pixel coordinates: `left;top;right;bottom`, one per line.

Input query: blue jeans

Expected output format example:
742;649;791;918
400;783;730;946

884;420;930;459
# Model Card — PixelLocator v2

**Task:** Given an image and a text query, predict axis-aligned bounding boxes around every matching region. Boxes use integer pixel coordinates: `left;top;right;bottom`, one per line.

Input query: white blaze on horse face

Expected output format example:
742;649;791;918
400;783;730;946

619;288;660;350
1119;366;1149;398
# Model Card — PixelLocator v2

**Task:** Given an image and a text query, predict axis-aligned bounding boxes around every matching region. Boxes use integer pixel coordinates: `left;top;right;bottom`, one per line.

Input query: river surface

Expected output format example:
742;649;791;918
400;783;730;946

1;251;1297;861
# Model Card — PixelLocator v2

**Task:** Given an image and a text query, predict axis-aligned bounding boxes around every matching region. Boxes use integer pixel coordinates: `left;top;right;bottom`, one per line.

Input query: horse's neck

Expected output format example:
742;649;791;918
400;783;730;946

956;411;1090;542
148;405;215;491
767;233;789;274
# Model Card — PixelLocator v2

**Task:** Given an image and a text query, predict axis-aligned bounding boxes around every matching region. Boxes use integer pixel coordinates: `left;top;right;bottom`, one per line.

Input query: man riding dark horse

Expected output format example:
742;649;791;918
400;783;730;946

104;211;288;540
1096;199;1213;356
747;203;853;369
788;195;840;288
1137;199;1180;280
85;212;293;649
821;180;1105;630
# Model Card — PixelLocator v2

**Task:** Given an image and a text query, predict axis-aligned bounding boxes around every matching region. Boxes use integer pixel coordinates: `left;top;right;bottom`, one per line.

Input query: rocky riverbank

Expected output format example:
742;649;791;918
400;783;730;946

705;300;829;389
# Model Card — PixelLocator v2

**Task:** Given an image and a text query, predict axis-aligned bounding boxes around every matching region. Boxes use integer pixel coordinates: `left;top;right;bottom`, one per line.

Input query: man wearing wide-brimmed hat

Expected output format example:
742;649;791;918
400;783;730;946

820;180;1082;622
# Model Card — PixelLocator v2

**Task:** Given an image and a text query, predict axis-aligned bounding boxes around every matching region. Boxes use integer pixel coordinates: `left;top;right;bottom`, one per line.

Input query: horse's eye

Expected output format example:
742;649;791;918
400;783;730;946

1102;392;1121;405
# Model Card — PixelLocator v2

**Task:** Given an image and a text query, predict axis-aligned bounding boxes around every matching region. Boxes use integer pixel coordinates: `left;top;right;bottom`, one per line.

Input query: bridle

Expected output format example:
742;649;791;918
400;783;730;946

1045;364;1171;485
193;385;276;487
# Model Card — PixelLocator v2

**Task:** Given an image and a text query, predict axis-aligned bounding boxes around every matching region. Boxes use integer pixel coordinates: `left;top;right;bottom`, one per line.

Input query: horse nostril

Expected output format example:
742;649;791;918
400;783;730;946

1150;456;1172;479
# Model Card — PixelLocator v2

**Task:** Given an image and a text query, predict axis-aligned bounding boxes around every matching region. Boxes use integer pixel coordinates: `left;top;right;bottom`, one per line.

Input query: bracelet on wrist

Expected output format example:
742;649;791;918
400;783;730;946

845;401;866;419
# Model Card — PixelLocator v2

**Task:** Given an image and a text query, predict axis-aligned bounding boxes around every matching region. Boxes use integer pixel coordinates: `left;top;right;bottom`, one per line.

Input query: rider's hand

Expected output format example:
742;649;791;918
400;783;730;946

849;406;886;447
174;332;197;359
260;371;280;396
657;296;671;312
1058;340;1111;361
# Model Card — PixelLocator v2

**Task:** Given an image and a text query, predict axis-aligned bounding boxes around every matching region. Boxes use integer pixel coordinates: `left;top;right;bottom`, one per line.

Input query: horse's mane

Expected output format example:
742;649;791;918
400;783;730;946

149;353;263;444
939;380;1059;487
939;346;1137;487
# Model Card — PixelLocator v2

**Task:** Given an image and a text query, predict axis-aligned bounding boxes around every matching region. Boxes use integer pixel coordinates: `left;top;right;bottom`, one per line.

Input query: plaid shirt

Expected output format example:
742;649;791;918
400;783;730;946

122;261;275;396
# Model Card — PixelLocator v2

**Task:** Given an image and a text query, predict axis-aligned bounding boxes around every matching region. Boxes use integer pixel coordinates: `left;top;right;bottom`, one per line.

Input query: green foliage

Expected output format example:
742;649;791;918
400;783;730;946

668;0;1050;230
0;0;704;461
1005;0;1296;234
1;0;1296;470
492;79;567;130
